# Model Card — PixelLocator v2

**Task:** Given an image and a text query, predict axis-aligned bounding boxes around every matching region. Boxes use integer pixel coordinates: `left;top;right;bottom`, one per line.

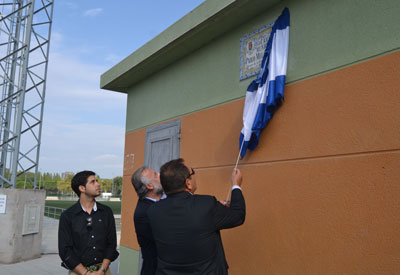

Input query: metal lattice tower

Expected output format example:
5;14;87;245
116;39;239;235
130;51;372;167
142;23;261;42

0;0;54;188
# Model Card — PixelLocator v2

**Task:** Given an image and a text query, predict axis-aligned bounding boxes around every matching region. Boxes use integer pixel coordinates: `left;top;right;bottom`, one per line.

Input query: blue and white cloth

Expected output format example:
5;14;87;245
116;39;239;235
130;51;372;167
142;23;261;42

239;8;290;158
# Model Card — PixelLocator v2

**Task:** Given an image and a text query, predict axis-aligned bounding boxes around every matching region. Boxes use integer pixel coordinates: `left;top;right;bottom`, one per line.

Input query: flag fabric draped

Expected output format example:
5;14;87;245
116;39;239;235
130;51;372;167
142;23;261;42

239;8;290;158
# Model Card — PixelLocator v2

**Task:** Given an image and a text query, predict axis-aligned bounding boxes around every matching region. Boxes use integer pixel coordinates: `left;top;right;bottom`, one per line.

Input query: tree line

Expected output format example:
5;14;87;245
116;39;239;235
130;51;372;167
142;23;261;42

11;171;123;196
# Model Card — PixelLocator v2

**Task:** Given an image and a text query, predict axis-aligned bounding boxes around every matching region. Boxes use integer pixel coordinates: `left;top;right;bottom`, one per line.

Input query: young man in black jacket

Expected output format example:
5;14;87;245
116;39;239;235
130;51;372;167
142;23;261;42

58;171;119;275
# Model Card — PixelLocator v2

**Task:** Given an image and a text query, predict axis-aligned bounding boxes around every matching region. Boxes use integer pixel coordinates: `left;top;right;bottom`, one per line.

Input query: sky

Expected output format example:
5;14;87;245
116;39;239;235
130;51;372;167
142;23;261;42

40;0;205;179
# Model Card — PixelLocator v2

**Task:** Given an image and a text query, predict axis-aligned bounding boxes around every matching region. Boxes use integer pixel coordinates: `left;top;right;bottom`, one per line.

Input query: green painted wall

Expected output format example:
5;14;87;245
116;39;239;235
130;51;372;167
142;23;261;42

118;246;140;275
125;0;400;132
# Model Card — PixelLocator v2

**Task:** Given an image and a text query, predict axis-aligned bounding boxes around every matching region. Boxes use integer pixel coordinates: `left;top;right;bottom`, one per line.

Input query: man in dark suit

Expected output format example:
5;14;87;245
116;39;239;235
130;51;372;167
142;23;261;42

147;158;246;275
131;166;164;275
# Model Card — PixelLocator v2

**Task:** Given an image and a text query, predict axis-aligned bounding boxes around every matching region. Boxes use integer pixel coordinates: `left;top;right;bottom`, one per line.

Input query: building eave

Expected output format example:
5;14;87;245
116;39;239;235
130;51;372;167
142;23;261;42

100;0;280;92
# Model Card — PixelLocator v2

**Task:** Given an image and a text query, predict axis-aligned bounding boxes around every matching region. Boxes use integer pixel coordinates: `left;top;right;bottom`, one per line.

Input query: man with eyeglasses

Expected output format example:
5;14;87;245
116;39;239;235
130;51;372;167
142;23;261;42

147;158;246;275
58;171;119;275
131;166;164;275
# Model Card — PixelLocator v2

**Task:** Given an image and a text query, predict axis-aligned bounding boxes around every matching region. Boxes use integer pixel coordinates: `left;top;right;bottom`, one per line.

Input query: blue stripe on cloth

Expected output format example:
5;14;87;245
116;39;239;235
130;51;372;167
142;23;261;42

275;7;290;30
266;75;286;113
247;79;259;93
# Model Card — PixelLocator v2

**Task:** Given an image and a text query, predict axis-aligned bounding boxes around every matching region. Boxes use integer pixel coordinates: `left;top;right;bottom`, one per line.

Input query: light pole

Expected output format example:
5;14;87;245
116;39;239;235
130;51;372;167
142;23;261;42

112;177;115;195
39;171;42;189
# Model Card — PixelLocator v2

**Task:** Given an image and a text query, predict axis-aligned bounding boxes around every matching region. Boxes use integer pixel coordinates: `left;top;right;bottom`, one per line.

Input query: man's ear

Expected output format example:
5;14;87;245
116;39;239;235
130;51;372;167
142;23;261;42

184;179;192;192
78;185;85;193
145;183;154;191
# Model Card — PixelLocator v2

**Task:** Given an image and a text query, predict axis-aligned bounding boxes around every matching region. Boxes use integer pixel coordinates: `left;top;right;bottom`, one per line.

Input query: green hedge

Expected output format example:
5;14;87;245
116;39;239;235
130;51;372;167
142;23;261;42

45;200;121;215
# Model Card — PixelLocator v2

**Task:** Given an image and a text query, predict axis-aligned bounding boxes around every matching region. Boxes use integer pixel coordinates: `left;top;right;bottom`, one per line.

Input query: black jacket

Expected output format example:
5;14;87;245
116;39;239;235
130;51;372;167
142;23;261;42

147;189;245;275
134;198;158;275
58;201;119;270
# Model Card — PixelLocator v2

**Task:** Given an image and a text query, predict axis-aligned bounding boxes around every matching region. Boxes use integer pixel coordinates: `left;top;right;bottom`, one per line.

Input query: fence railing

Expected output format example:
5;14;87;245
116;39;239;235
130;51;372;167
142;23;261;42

45;195;121;201
44;205;65;219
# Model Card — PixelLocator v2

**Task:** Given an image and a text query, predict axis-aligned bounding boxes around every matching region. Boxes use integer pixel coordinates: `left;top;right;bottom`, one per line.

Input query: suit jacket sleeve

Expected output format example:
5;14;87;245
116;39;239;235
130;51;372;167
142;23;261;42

213;188;246;230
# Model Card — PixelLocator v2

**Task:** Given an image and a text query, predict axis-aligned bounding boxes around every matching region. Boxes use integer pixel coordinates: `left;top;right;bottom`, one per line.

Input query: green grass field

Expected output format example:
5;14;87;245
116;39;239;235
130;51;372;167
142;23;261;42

45;200;121;215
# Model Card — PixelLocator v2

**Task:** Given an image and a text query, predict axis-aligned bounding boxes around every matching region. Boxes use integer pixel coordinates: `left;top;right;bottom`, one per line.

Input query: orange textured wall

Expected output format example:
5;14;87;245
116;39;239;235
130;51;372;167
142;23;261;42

120;128;145;249
121;51;400;273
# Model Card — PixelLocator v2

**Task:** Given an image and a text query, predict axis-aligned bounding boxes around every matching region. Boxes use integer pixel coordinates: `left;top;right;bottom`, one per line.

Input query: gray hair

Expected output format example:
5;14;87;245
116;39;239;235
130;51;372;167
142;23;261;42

131;166;151;199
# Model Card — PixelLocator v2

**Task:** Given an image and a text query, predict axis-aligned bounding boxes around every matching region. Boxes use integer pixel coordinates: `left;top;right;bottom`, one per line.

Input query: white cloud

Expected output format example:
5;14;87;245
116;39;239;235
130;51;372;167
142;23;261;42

83;8;103;17
40;118;125;178
94;154;120;162
46;52;126;111
49;31;63;51
105;54;121;64
40;48;127;178
63;1;78;10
